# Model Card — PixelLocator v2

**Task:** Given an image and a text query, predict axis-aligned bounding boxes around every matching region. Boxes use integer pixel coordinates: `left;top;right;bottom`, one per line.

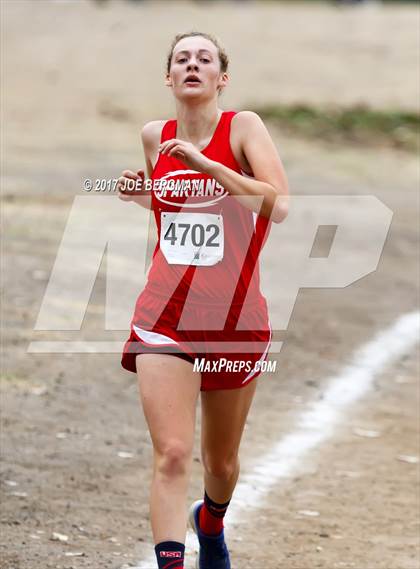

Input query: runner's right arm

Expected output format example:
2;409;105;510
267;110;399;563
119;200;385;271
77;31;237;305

116;121;164;210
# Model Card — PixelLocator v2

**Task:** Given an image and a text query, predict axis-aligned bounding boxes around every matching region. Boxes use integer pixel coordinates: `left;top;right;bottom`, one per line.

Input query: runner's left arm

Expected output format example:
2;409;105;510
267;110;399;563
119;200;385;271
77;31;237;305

204;111;289;223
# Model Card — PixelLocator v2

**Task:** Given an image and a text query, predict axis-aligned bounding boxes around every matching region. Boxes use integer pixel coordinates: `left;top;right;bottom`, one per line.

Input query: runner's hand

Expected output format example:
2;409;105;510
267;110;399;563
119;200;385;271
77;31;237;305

158;139;214;174
117;169;145;201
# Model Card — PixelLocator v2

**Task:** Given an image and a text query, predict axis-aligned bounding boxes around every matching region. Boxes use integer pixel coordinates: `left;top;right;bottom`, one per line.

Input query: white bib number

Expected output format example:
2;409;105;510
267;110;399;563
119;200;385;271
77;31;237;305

160;212;224;266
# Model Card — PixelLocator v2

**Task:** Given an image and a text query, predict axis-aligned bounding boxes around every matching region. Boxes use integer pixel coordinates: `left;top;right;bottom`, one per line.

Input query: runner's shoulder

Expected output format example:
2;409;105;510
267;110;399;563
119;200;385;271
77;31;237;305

141;120;167;148
231;110;265;132
230;112;268;159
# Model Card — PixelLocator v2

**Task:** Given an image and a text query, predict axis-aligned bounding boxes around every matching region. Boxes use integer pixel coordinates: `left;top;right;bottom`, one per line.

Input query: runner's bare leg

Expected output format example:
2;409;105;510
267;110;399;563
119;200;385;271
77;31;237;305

200;379;258;502
136;354;201;543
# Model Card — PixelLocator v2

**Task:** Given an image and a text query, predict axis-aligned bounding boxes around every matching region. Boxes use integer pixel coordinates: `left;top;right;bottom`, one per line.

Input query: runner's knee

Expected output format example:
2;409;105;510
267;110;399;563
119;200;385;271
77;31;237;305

154;440;193;478
202;453;239;480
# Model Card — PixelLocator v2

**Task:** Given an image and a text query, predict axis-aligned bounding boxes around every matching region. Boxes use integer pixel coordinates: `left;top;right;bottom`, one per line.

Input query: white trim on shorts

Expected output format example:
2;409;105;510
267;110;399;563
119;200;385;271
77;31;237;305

132;325;180;347
133;320;272;382
241;318;273;385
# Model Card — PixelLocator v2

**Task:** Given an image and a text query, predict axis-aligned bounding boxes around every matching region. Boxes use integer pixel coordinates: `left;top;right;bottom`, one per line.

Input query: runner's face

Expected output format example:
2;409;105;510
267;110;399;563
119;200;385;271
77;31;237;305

166;36;227;100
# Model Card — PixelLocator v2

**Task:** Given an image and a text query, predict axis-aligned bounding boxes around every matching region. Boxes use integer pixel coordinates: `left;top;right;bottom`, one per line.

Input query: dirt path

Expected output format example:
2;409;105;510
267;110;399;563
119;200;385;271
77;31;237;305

2;132;418;568
1;2;419;568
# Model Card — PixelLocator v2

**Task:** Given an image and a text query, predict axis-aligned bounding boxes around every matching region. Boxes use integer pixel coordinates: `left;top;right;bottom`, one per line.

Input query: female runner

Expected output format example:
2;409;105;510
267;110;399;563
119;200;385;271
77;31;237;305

118;31;289;569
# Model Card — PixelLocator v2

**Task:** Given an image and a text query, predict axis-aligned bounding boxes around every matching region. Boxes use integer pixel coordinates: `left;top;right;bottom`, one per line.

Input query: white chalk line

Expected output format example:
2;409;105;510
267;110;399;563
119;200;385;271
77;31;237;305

126;310;420;569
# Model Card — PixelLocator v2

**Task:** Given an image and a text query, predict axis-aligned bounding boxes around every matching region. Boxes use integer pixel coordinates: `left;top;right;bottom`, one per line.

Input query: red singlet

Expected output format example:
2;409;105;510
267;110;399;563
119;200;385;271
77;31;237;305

121;110;273;390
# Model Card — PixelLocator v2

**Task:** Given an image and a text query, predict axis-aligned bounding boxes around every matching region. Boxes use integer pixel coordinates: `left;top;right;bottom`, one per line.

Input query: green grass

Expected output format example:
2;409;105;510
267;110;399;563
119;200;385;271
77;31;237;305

0;373;25;384
253;103;420;152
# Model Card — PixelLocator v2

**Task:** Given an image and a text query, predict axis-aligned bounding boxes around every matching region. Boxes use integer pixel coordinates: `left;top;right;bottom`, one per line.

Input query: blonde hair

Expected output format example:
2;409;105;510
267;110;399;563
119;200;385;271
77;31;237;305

166;31;229;75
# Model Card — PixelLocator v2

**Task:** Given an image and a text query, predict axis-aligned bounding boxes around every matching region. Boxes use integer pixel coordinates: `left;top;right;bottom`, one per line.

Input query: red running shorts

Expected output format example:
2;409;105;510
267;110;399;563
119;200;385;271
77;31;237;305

121;289;272;391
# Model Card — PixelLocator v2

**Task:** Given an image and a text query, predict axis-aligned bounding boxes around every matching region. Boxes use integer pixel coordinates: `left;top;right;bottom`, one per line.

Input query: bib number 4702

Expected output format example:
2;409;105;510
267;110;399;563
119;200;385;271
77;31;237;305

164;222;219;247
160;212;224;266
